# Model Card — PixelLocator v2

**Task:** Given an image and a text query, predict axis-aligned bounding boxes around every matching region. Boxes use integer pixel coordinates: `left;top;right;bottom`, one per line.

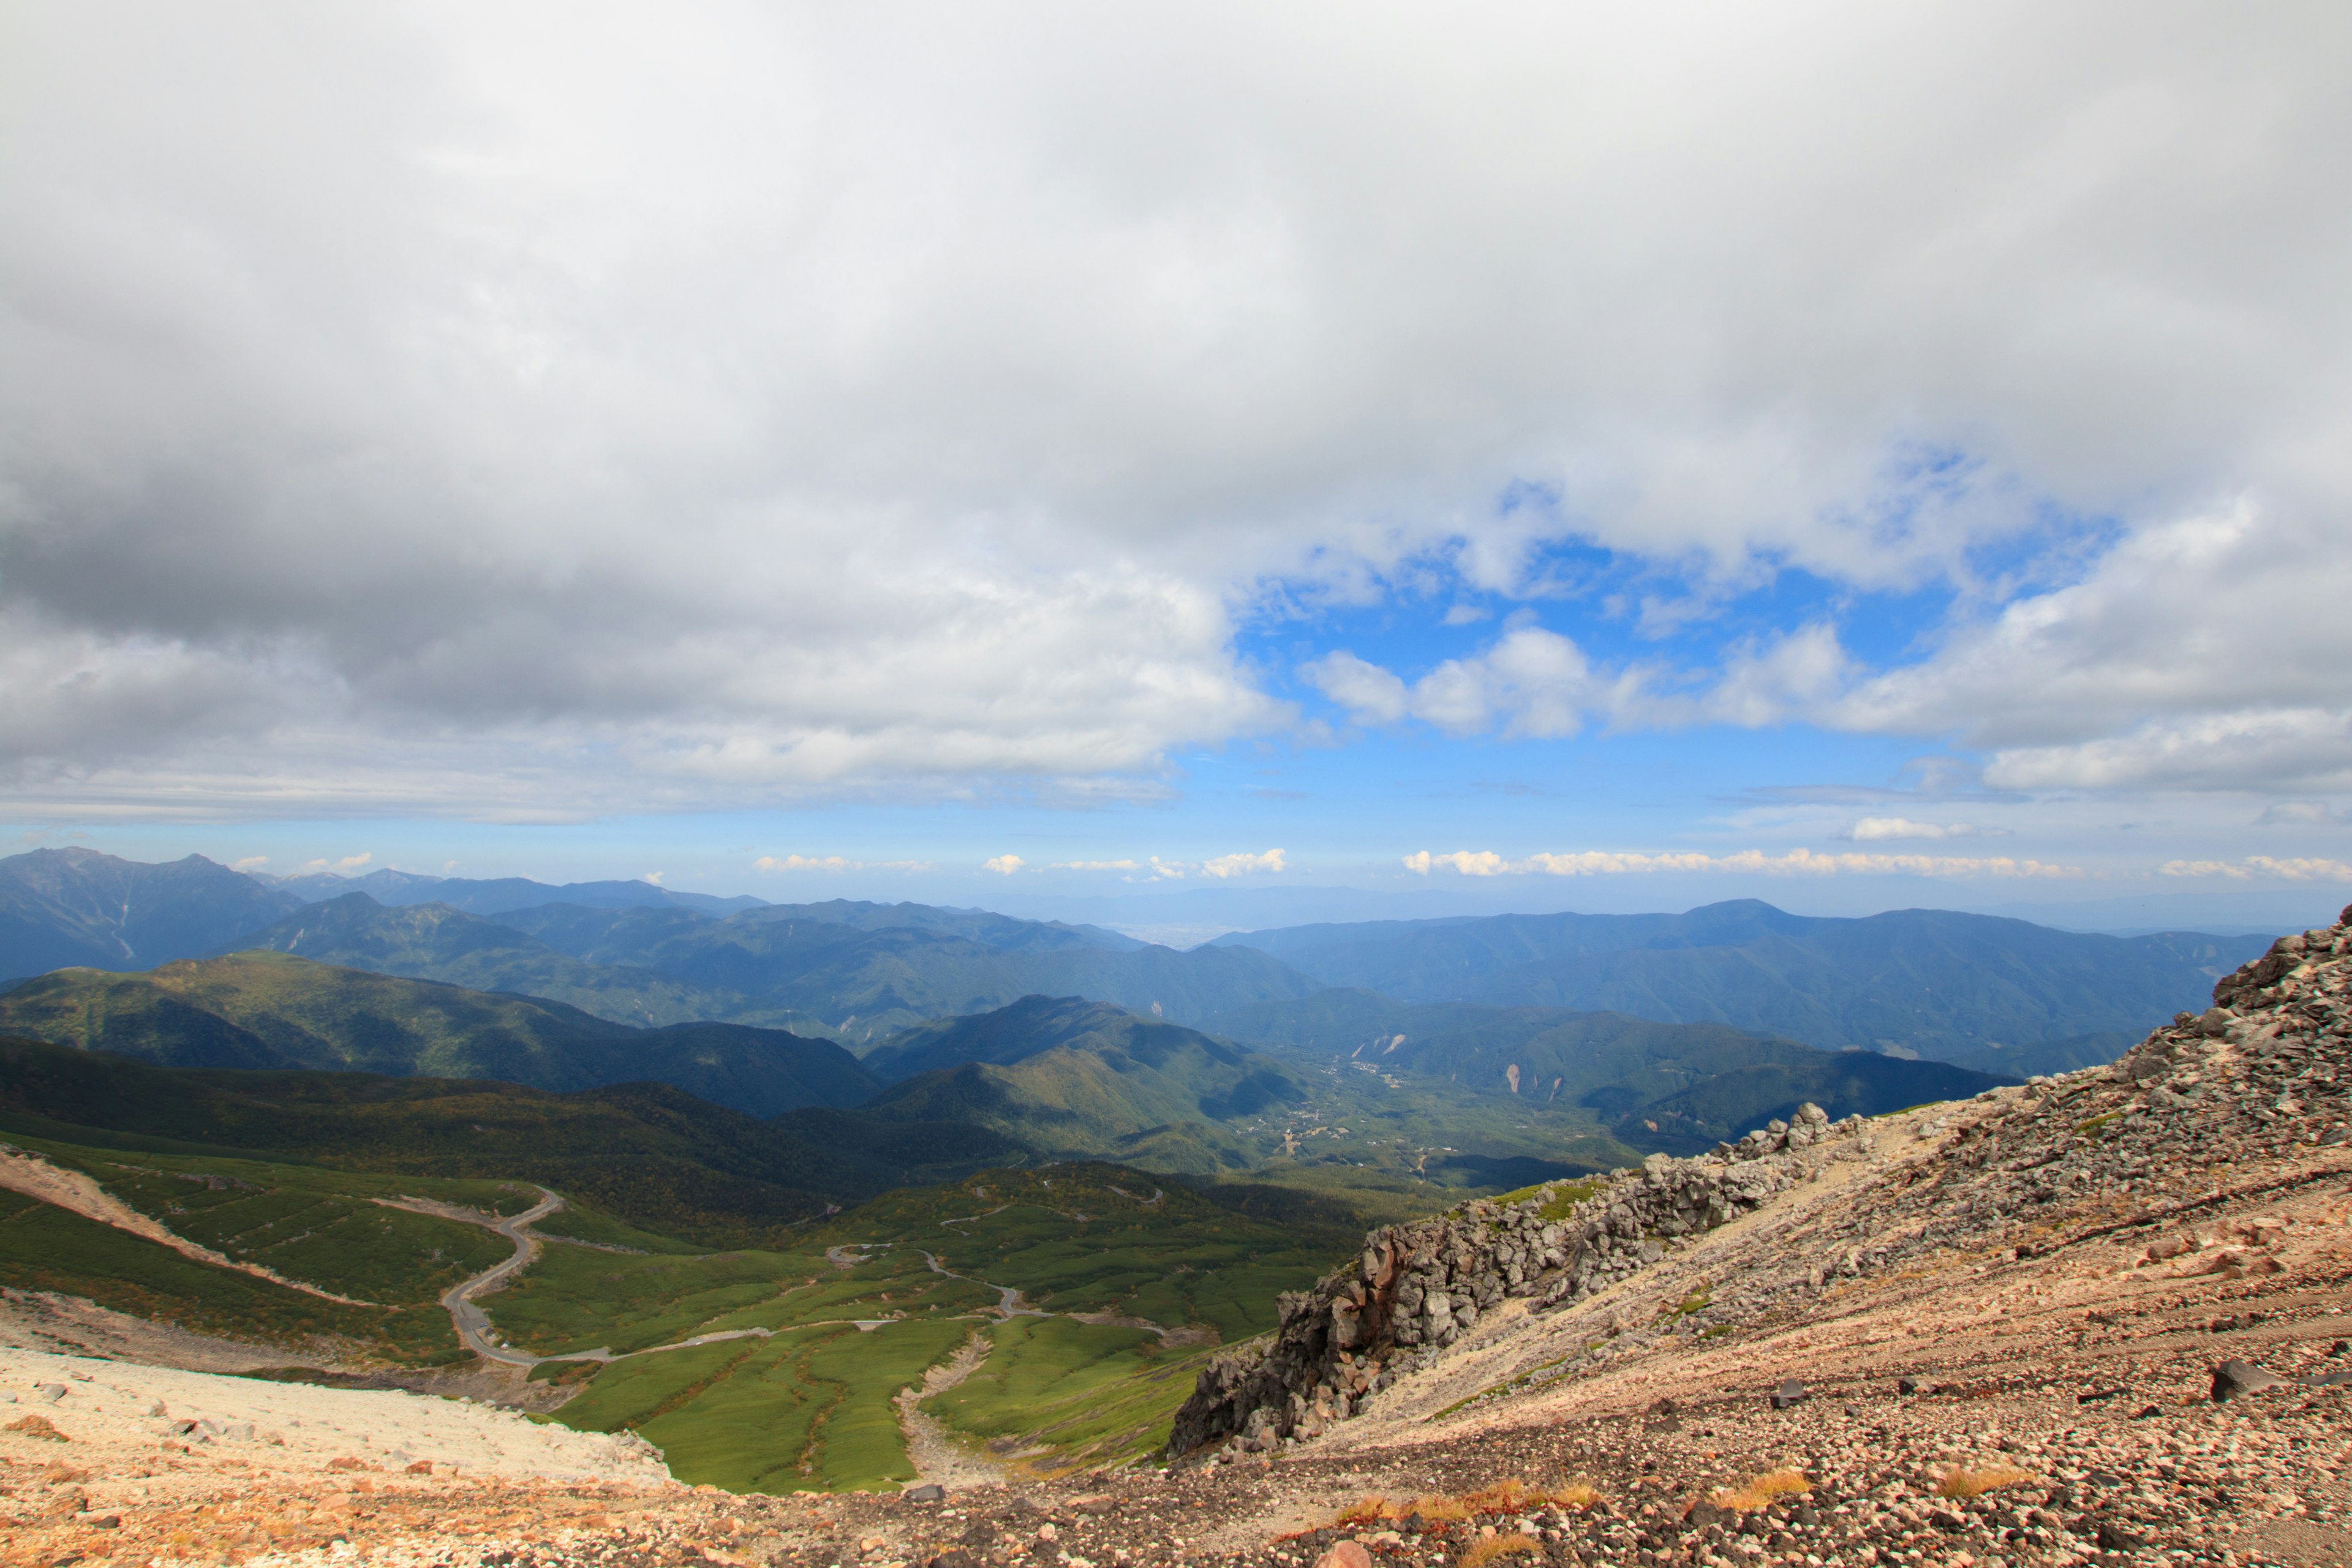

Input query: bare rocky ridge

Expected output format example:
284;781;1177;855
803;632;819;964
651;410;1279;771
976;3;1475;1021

1167;1107;1851;1458
7;910;2350;1566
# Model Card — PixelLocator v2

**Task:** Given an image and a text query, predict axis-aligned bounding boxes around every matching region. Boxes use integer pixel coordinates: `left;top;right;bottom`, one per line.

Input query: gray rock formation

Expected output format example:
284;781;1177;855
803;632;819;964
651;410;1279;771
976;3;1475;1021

1166;1101;1857;1457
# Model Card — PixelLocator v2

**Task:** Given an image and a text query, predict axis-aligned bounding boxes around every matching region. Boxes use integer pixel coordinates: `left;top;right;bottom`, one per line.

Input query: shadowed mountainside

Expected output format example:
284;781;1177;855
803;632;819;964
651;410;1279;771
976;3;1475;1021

0;952;881;1118
859;996;1309;1169
0;1034;1022;1243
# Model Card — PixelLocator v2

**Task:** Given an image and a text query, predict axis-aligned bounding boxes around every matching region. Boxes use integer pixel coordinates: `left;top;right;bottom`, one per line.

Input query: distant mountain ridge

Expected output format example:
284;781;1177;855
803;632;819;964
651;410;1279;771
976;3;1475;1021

0;848;301;980
262;866;766;917
222;891;1319;1045
1211;899;2266;1060
0;952;880;1118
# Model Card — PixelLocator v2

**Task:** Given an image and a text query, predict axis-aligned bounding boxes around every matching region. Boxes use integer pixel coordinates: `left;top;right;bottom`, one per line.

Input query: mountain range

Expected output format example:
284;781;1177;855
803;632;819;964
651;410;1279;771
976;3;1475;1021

1211;900;2266;1059
232;889;1317;1043
0;848;2260;1184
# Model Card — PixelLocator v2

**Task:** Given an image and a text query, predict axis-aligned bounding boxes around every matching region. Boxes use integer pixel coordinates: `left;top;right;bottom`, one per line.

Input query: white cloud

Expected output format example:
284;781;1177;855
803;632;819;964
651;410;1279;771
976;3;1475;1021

1847;817;2002;842
295;853;373;876
1300;652;1409;726
1310;627;1597;739
1407;846;2082;878
1402;850;1509;876
230;855;268;872
982;854;1026;875
1;8;2348;811
1198;848;1286;878
1831;503;2352;791
2158;856;2352;881
1047;859;1140;872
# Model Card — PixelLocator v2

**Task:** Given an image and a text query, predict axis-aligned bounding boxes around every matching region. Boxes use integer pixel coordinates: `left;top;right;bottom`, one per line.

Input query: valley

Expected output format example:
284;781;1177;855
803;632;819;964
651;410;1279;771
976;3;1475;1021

0;850;2338;1567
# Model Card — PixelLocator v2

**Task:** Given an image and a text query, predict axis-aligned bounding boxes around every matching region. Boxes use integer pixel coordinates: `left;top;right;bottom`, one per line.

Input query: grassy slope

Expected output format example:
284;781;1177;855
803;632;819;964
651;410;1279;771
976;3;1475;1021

0;1129;578;1362
506;1161;1370;1488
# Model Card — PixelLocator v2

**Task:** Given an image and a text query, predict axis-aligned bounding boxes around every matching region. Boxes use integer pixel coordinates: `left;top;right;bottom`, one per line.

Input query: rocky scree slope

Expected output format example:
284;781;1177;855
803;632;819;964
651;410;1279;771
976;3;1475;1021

1171;905;2352;1470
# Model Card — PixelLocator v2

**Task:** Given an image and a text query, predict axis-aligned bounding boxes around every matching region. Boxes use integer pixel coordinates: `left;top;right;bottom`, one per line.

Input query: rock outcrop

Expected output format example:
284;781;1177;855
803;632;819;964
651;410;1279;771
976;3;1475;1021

1166;1102;1861;1457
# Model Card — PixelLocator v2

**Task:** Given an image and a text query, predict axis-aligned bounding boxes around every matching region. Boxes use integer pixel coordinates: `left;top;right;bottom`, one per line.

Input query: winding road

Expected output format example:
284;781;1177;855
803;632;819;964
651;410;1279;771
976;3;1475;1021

436;1188;570;1365
416;1194;1182;1370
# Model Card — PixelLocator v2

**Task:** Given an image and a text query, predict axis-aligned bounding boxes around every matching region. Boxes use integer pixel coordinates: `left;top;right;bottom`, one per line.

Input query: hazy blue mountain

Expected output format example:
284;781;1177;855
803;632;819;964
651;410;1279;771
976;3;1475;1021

713;900;1145;951
0;952;880;1118
482;901;1320;1044
1939;1031;2138;1079
1212;900;2264;1058
0;849;303;982
268;867;764;917
228;893;737;1027
1207;990;2012;1154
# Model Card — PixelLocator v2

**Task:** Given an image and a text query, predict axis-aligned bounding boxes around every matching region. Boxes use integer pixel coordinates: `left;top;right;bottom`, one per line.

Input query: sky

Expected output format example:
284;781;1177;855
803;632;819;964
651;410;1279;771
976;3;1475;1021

3;3;2351;937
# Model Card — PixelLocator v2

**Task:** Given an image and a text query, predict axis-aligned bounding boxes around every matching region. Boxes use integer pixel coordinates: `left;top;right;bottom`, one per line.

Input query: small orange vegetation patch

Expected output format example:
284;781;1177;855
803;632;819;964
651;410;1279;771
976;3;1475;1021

1460;1535;1544;1568
1328;1480;1605;1530
1937;1464;2036;1499
1710;1469;1812;1512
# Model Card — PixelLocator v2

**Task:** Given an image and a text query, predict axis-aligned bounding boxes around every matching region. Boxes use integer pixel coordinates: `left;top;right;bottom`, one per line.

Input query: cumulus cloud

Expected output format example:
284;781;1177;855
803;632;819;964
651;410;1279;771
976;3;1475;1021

1308;627;1598;738
1833;505;2352;791
1;7;2348;812
1198;848;1286;878
1407;846;2081;878
981;855;1026;875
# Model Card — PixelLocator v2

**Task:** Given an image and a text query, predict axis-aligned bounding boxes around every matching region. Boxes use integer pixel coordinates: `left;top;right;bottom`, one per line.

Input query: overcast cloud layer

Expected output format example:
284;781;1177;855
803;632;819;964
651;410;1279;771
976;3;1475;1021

4;4;2350;868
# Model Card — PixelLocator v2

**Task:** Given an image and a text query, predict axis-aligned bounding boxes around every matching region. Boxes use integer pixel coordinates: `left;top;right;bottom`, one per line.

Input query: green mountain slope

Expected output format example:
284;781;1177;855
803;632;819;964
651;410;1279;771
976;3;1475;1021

0;952;880;1117
859;997;1307;1169
1213;900;2266;1058
0;1035;1022;1244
